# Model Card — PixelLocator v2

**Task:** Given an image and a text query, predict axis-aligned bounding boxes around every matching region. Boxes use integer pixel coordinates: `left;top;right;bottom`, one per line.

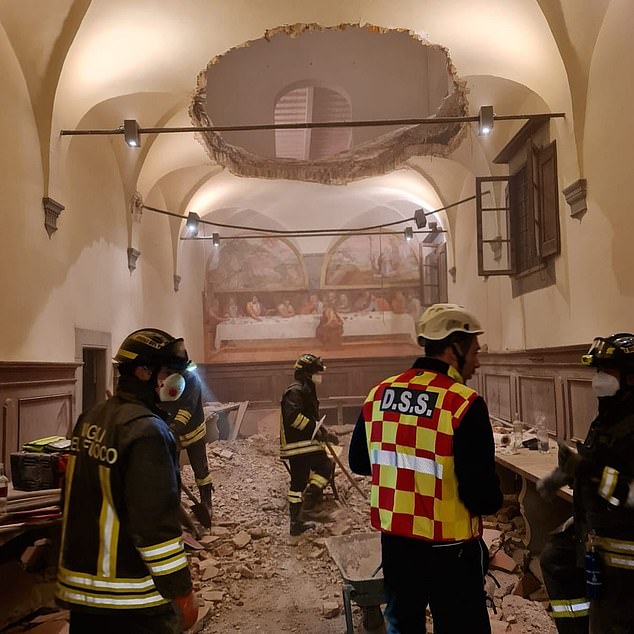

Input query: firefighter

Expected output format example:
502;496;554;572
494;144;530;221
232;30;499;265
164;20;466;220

160;363;214;515
538;333;634;633
57;328;198;634
349;303;503;633
280;353;337;536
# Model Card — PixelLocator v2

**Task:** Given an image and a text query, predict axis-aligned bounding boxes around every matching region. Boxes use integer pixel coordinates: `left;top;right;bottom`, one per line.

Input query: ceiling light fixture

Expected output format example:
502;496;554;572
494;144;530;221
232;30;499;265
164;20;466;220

212;232;220;247
404;226;414;241
61;112;564;140
414;209;427;229
478;106;494;136
185;212;200;237
123;119;141;147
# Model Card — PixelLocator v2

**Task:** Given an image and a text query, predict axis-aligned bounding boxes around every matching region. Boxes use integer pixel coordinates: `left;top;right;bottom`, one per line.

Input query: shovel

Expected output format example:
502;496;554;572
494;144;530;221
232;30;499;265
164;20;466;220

181;483;212;529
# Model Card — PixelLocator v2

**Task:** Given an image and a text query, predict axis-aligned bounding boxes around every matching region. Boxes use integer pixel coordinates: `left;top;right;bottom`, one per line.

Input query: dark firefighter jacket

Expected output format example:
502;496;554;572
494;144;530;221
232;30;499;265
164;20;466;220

280;375;326;459
574;390;634;545
56;375;192;613
160;371;206;448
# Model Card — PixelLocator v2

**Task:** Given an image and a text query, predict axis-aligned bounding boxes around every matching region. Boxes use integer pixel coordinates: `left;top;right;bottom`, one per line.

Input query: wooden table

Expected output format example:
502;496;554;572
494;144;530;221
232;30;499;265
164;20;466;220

495;442;573;554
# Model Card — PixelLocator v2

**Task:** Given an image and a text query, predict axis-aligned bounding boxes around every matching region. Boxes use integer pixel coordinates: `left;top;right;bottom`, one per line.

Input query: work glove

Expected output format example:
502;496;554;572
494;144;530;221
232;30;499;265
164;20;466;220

316;426;339;445
537;467;571;501
557;440;583;479
174;590;199;631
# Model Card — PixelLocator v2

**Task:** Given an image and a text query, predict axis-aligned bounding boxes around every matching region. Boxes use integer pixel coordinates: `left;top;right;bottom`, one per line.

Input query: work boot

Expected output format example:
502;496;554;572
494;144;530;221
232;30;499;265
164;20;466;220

298;484;332;523
198;483;214;518
289;502;315;536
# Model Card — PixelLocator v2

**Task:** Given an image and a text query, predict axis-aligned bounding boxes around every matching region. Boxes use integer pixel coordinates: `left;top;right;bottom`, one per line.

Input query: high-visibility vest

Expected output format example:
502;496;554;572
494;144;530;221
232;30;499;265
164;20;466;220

363;366;482;542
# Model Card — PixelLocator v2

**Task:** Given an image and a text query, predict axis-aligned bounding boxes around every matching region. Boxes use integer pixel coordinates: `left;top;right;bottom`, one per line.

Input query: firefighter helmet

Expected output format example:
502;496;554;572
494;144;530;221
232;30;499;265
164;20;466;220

416;303;484;341
581;333;634;370
114;328;190;370
294;353;326;374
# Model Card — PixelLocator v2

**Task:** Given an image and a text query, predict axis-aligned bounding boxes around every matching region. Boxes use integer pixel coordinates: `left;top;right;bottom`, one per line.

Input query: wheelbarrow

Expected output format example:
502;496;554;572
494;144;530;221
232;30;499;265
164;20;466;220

325;532;386;634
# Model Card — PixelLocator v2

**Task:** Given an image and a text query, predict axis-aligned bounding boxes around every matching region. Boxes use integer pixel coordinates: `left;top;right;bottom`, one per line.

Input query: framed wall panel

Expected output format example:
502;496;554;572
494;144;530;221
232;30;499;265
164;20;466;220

517;375;558;433
18;394;73;448
565;378;596;441
482;373;513;421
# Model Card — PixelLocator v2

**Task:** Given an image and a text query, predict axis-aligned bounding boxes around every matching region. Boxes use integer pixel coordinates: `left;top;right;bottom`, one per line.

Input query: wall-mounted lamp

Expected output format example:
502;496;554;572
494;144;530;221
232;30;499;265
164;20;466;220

478;105;494;136
124;119;141;147
186;212;200;237
404;226;414;241
414;209;427;229
212;232;220;247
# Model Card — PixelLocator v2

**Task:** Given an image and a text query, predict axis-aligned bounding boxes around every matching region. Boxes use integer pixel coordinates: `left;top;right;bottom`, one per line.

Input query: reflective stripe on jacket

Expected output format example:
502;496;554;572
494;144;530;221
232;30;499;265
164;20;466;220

363;366;482;542
57;382;191;613
280;379;324;459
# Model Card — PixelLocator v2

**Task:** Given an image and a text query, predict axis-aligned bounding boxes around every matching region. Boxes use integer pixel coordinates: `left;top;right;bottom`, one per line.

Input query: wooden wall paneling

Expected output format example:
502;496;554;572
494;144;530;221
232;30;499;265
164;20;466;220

482;372;513;421
0;362;79;482
564;377;596;441
17;394;74;448
517;374;558;434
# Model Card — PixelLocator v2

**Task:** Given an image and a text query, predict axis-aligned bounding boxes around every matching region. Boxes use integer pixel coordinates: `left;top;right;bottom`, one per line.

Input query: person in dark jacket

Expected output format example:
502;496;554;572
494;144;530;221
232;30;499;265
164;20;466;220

160;366;214;514
280;353;337;536
538;333;634;634
57;328;198;634
349;304;502;634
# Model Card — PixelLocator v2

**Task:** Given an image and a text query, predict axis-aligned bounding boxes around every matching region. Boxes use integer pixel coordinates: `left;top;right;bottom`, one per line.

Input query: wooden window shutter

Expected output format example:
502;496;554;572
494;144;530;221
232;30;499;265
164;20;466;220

538;140;560;258
476;176;514;276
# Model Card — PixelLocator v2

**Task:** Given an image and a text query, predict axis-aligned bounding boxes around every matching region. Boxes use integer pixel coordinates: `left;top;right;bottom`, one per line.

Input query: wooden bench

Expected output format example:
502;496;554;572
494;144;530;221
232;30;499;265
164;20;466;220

495;442;573;554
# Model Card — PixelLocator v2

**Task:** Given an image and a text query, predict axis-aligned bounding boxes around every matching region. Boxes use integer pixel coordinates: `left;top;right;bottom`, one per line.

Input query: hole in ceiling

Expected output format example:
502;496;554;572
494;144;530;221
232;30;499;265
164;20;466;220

190;23;468;185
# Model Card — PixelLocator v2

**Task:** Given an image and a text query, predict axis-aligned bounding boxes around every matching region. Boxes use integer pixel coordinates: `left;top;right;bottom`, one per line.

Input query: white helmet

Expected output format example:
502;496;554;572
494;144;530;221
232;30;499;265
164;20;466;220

416;303;484;341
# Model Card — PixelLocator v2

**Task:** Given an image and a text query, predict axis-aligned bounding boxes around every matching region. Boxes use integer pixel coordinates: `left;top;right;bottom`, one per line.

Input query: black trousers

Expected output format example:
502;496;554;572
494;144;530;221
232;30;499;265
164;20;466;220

540;525;589;634
288;451;333;495
381;533;490;634
69;607;181;634
184;438;211;487
541;524;634;634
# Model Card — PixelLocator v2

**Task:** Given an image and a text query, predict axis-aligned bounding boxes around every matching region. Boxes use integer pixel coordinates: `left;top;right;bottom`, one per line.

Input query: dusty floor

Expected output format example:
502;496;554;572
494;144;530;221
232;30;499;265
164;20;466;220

183;431;372;633
182;430;557;634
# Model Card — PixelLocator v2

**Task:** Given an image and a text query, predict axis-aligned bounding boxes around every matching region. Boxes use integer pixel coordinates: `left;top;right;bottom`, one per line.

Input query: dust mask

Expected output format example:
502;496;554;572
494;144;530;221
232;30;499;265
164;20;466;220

312;374;323;385
158;373;185;401
592;371;620;398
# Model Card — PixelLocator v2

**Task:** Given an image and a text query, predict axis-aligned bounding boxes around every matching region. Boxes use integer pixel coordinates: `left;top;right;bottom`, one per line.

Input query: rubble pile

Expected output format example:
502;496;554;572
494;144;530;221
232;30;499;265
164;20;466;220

482;496;556;634
180;431;372;632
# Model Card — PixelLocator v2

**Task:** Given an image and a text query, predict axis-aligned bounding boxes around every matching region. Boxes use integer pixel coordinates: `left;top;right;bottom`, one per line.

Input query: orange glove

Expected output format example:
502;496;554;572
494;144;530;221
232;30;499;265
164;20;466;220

174;590;198;631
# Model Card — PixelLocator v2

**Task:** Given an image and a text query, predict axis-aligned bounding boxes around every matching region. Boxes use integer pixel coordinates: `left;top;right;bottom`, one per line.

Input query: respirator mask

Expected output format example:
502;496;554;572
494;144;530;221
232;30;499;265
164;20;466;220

592;371;620;398
158;372;186;401
312;373;323;385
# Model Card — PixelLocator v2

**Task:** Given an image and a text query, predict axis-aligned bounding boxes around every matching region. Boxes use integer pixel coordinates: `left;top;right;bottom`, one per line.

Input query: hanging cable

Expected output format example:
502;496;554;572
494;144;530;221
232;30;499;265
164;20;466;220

142;192;483;236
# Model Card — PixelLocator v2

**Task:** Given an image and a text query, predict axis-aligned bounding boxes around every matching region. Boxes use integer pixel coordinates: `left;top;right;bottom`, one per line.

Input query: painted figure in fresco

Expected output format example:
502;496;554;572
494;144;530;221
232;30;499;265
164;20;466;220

246;295;263;320
407;292;422;321
391;290;408;314
205;294;228;352
225;296;240;318
370;293;392;312
316;305;344;347
353;290;371;312
299;293;319;315
278;299;296;318
336;292;352;313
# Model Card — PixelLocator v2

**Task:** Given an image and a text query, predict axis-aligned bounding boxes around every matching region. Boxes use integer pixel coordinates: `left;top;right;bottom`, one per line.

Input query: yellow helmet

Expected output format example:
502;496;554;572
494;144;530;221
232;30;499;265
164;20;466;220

416;303;484;341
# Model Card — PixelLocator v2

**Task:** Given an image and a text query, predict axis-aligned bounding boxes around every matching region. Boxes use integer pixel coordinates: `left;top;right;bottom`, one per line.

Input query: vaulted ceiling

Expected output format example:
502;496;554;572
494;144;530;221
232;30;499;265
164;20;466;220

0;0;613;260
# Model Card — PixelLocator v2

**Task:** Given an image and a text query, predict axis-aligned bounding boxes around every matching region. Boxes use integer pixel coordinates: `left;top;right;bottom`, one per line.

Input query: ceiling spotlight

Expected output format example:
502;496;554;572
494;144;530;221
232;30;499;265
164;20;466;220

478;105;494;136
123;119;141;148
212;232;220;247
429;221;439;233
404;226;414;241
414;209;427;229
186;212;200;237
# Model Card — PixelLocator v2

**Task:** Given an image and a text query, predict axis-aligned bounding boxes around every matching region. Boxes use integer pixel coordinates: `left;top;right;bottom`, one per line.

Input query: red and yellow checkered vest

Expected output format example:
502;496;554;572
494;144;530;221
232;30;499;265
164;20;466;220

363;366;482;542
